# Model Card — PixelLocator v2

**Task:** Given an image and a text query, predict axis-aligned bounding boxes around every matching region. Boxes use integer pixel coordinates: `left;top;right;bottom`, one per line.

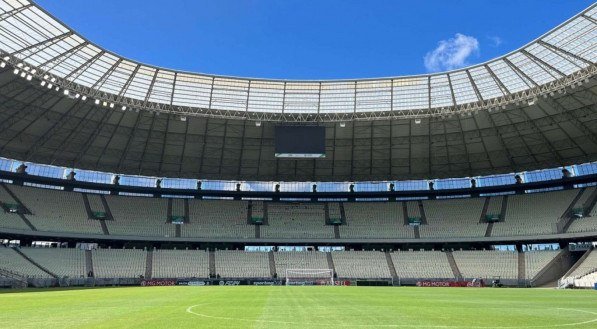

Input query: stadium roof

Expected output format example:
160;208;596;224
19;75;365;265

0;1;594;121
0;1;595;181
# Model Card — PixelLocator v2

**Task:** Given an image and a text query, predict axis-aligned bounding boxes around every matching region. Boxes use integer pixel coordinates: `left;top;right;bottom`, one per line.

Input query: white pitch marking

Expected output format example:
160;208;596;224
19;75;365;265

185;304;597;328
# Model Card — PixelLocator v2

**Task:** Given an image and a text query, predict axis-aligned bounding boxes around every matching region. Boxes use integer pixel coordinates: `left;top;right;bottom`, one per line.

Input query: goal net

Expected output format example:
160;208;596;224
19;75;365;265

285;269;334;286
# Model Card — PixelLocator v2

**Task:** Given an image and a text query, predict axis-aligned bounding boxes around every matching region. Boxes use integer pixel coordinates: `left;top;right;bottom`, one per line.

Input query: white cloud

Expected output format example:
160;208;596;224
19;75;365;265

424;33;479;72
488;36;503;47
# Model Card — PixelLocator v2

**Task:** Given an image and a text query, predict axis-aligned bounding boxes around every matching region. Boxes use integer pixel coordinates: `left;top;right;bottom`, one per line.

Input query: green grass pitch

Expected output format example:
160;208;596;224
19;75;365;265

1;286;597;328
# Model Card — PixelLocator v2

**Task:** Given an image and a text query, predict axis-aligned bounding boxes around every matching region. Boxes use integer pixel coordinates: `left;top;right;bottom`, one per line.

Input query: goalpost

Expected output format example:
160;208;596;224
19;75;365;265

285;269;334;286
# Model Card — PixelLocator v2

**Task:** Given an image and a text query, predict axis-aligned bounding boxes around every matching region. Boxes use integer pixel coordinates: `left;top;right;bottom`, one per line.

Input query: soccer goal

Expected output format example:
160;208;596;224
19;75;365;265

285;269;334;286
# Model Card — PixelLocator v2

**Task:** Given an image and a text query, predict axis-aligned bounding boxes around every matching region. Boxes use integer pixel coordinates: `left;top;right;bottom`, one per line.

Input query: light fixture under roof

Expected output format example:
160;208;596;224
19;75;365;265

40;81;46;86
255;121;262;127
109;103;114;108
340;122;346;128
94;99;100;105
0;62;5;68
121;105;127;111
81;95;87;101
12;68;19;75
26;75;32;81
63;90;69;96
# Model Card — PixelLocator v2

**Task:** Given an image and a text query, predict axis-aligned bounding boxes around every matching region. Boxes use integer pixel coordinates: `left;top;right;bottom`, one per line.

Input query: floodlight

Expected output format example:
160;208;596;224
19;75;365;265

26;75;32;81
340;122;346;128
40;81;46;86
13;68;19;74
255;121;262;127
63;90;69;96
109;103;114;108
20;71;26;78
81;95;87;101
0;62;5;68
102;101;107;107
94;99;100;105
121;106;127;111
75;93;80;99
414;119;421;124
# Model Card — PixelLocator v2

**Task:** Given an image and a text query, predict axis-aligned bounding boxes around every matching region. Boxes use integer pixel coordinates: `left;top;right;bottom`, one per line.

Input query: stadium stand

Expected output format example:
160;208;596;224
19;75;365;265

215;250;271;278
92;248;146;278
105;195;174;237
524;250;560;280
332;251;392;278
8;185;103;234
20;247;86;278
0;247;49;278
262;203;333;239
566;249;597;279
152;249;209;278
452;250;518;280
420;198;486;238
0;186;30;230
340;203;414;239
273;251;330;277
390;250;454;279
185;200;252;238
491;190;578;237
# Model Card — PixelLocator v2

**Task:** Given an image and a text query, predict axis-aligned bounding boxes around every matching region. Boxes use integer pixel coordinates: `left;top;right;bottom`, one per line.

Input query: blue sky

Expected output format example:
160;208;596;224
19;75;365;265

36;0;593;80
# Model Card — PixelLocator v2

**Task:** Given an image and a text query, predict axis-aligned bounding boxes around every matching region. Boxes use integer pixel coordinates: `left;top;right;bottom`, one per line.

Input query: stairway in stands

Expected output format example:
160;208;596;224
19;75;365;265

209;250;216;278
0;267;27;288
384;251;399;284
326;252;337;277
268;251;276;278
11;247;58;279
145;250;153;279
445;251;463;280
1;183;36;230
517;251;526;287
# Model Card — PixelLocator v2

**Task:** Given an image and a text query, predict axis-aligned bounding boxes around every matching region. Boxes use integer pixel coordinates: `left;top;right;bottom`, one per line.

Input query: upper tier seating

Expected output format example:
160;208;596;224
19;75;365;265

567;187;597;233
390;250;454;279
0;184;595;241
9;185;102;234
491;190;578;237
152;249;209;278
273;251;330;277
105;195;174;237
262;203;333;239
21;247;86;278
452;250;518;280
215;250;271;278
92;248;146;278
185;200;252;238
420;198;486;238
0;186;30;230
0;247;49;278
341;203;414;239
332;251;391;278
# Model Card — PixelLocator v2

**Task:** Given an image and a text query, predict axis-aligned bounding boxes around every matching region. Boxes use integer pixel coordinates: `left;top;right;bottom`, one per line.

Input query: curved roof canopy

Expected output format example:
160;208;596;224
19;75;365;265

0;0;595;122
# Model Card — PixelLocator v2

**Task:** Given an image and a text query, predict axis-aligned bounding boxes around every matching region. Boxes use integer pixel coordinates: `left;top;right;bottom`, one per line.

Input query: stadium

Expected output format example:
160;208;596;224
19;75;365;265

0;0;596;328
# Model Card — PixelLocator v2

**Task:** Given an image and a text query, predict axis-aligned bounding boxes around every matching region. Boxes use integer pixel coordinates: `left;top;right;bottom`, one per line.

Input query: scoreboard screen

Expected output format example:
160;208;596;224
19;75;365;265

275;125;325;158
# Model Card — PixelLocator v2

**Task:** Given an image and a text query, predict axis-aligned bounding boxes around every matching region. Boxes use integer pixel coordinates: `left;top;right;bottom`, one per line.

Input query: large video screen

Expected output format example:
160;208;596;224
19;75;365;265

275;125;326;158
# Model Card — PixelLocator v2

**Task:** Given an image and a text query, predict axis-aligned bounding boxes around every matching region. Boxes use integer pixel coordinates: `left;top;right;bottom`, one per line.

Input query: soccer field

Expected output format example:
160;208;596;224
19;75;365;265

1;286;596;328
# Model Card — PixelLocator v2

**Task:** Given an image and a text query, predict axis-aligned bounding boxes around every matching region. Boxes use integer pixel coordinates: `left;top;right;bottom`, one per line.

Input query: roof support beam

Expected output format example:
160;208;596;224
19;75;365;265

38;42;89;71
0;4;33;22
484;65;511;96
9;32;72;57
502;57;539;88
521;49;565;78
537;40;594;66
60;48;103;82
